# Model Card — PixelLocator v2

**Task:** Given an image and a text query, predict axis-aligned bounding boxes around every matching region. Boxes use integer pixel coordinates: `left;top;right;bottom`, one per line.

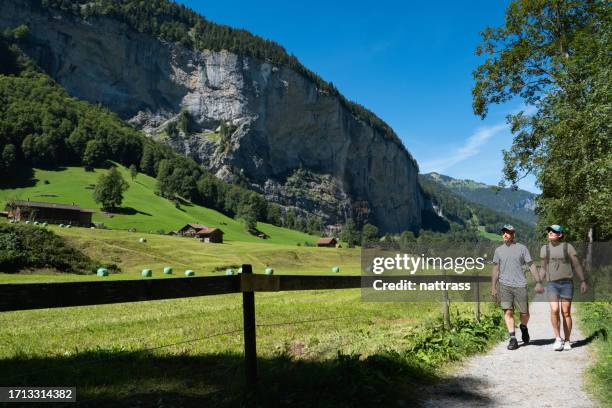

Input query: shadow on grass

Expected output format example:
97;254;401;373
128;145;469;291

176;197;194;207
0;350;439;407
109;207;153;216
528;328;607;348
0;166;36;189
572;328;607;348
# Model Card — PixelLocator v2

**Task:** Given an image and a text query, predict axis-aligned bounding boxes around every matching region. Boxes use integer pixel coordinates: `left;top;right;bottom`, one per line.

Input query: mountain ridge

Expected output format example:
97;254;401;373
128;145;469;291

422;172;538;225
0;0;423;233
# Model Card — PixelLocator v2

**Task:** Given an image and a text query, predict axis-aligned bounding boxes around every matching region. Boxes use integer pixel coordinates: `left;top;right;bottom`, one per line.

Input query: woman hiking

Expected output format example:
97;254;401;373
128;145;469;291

539;225;588;351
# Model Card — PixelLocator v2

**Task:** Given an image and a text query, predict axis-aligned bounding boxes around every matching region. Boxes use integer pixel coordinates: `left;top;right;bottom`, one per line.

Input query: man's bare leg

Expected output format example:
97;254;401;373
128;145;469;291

520;312;530;325
504;309;515;332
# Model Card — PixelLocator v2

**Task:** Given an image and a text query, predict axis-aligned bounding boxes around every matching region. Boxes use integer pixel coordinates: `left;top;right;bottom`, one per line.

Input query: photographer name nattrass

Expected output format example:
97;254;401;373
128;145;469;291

370;254;486;275
372;279;472;291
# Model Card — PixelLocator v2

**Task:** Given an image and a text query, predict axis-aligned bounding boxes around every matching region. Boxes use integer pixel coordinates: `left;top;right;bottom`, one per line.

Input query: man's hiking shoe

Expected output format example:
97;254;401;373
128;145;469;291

563;341;572;351
520;324;530;344
553;337;564;351
507;337;519;350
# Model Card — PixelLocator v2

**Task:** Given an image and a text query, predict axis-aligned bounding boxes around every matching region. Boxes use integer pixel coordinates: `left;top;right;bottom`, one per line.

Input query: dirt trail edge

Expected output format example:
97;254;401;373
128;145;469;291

421;301;596;408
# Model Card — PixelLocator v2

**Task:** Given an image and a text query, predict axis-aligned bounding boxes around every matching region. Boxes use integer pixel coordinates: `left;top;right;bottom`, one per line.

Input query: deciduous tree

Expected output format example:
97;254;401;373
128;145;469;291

473;0;611;240
93;167;129;211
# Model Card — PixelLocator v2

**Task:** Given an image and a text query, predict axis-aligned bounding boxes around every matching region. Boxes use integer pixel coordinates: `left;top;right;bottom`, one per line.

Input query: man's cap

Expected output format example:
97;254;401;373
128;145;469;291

546;224;565;233
501;224;515;232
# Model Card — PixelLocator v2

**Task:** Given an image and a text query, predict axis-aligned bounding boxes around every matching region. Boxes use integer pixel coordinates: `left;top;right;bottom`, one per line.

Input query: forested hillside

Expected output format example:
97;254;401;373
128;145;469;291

419;175;536;240
422;172;537;225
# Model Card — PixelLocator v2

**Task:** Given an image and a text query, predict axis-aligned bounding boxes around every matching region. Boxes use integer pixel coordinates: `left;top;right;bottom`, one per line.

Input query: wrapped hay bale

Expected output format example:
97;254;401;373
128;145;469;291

163;267;173;274
139;237;147;243
225;268;235;276
185;270;195;277
97;268;109;277
141;268;152;277
332;266;340;273
265;267;274;275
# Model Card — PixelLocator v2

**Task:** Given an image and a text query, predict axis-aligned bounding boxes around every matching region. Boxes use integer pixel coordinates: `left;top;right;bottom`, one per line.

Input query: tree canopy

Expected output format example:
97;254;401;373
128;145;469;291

473;0;611;240
93;167;129;211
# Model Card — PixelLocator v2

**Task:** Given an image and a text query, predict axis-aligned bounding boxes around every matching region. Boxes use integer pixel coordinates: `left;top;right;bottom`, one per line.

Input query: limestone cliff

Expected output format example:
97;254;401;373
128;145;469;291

1;0;424;233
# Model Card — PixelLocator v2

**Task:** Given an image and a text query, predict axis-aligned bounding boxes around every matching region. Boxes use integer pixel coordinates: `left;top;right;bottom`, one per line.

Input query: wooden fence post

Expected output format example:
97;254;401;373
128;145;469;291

241;264;257;386
475;270;481;323
442;270;451;330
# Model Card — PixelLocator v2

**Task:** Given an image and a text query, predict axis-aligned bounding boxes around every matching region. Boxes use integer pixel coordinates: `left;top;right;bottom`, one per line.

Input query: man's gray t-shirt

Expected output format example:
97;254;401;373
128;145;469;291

492;242;533;287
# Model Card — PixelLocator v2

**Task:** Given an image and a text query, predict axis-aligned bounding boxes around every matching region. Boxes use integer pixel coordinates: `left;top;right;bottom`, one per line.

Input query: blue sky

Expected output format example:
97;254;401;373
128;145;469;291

180;0;539;193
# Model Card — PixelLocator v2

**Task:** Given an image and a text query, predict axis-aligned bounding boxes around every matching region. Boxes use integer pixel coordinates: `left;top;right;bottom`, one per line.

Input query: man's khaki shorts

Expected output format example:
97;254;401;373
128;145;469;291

499;283;529;314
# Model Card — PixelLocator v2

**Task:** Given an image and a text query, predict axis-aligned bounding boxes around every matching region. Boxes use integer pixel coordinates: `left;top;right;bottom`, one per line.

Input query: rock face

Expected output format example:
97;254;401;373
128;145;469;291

1;0;424;233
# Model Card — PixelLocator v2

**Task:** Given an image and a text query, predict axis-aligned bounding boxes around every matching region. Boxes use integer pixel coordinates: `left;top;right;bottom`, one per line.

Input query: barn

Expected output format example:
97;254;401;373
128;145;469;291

316;237;338;247
177;223;208;237
6;200;94;226
195;227;224;243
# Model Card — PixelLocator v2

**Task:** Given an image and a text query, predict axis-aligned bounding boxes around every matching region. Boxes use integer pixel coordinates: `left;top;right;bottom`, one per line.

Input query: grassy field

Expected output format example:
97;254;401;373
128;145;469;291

0;165;319;246
0;169;510;406
578;302;611;405
0;223;360;282
477;226;503;241
0;284;504;406
0;219;506;406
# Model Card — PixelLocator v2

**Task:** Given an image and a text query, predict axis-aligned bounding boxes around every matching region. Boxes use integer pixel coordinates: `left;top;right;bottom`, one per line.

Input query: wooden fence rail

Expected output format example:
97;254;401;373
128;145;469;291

0;265;490;386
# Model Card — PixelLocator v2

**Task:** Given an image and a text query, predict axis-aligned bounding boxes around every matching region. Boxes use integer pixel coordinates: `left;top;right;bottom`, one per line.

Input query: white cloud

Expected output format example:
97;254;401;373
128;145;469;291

511;104;537;116
421;122;507;173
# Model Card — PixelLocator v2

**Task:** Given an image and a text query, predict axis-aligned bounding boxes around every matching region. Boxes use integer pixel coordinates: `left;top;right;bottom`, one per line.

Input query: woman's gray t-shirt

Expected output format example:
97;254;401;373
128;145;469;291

492;243;533;287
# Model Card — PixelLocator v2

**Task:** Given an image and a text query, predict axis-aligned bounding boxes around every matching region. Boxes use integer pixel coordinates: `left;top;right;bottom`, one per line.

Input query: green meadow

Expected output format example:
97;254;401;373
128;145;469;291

0;168;506;406
0;165;318;245
0;224;361;283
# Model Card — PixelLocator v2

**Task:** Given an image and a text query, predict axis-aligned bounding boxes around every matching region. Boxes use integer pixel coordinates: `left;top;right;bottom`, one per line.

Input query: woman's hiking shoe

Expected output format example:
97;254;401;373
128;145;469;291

519;324;530;344
563;341;572;351
553;337;564;351
507;337;519;350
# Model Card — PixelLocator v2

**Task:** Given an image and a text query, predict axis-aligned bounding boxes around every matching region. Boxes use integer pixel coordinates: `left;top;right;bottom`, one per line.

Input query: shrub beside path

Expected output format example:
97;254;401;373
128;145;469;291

421;301;596;408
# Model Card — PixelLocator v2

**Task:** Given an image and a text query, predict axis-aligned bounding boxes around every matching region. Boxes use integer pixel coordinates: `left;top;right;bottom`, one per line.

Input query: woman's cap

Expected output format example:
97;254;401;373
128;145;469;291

546;224;565;233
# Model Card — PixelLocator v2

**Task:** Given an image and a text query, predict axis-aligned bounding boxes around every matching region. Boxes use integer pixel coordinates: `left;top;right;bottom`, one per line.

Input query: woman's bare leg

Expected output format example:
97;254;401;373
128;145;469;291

561;299;572;341
550;300;561;338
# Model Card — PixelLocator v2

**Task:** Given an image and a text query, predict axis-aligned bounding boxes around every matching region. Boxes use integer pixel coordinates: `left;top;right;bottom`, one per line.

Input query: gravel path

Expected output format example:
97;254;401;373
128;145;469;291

421;301;596;408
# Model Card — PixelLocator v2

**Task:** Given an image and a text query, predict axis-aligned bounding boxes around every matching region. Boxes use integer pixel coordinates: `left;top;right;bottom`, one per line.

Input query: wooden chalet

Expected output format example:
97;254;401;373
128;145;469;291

6;200;94;226
177;223;208;237
316;237;338;247
177;223;224;243
195;227;224;243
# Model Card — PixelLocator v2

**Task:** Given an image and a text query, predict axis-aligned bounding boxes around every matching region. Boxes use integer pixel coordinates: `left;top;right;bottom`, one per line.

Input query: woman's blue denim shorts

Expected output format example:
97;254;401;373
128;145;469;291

546;279;574;300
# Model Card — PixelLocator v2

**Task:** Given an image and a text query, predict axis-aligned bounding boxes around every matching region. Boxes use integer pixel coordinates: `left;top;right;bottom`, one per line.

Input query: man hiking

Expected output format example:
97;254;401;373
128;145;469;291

540;224;588;351
491;224;544;350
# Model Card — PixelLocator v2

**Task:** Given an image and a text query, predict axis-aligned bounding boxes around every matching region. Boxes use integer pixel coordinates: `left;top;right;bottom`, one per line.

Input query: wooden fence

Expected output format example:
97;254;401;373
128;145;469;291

0;265;489;385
